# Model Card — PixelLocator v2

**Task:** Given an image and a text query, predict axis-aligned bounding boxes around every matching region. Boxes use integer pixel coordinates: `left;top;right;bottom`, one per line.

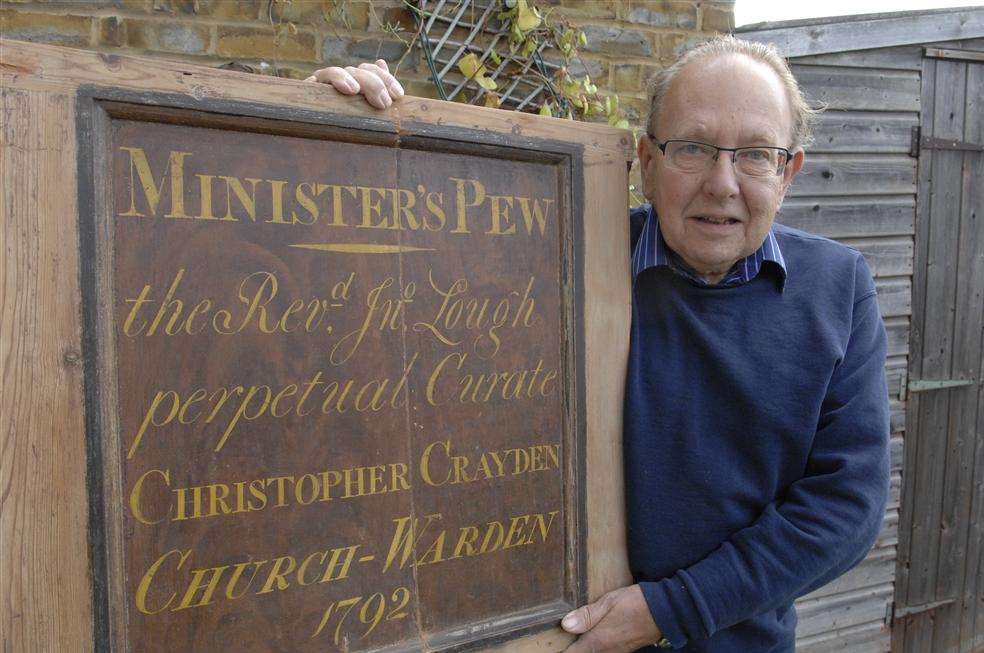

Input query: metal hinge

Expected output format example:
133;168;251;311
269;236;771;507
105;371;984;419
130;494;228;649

891;598;956;624
902;378;976;400
910;126;984;157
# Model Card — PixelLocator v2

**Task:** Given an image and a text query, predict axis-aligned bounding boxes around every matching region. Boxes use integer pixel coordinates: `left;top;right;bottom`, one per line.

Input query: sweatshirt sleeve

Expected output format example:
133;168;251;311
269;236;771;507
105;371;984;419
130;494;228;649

640;259;892;647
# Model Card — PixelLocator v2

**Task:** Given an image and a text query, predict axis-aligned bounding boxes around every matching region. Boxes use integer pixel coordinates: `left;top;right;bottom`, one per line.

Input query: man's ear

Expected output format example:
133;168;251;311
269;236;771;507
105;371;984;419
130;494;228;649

779;148;805;200
637;134;656;190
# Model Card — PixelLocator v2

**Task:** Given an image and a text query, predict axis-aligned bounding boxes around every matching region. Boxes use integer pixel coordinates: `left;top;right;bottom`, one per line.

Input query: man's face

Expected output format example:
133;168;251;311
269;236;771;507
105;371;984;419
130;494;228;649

638;54;805;282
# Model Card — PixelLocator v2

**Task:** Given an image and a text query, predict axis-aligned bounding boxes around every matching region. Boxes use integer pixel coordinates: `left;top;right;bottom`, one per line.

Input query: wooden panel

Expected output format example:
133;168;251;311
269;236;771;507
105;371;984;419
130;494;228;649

925;36;984;51
810;111;918;153
932;58;984;653
739;9;984;58
797;620;890;653
0;89;94;650
889;471;902;510
793;45;924;70
99;114;580;652
875;277;912;318
892;55;937;652
792;65;921;112
961;365;984;653
778;196;914;239
844;237;914;277
884;317;910;358
890;435;904;470
788;155;916;197
890;403;906;435
886;358;908;401
904;58;966;609
802;547;898;601
877;508;899;549
796;583;894;639
0;39;634;653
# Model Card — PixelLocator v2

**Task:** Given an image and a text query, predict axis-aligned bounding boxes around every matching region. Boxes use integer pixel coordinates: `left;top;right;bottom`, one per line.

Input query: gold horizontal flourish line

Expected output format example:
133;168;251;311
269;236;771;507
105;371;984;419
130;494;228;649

289;243;436;254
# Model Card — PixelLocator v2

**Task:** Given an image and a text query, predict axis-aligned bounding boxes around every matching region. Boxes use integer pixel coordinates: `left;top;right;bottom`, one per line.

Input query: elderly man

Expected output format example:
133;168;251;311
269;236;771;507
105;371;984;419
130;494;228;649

311;35;890;653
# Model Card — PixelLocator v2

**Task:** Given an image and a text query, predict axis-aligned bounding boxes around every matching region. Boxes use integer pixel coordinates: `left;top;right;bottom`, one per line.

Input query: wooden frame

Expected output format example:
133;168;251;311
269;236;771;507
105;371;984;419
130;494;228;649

1;38;634;652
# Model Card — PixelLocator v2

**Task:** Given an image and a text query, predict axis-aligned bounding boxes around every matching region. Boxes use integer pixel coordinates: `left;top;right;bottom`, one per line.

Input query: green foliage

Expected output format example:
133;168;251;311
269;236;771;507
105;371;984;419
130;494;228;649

495;0;628;128
320;0;631;131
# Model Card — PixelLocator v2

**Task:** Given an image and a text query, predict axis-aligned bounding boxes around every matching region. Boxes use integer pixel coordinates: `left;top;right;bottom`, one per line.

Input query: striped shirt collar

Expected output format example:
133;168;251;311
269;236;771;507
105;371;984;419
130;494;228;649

631;204;787;291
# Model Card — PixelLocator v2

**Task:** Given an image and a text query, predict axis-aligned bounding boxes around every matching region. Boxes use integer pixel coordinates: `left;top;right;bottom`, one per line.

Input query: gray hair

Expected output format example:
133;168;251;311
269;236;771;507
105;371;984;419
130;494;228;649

645;35;820;149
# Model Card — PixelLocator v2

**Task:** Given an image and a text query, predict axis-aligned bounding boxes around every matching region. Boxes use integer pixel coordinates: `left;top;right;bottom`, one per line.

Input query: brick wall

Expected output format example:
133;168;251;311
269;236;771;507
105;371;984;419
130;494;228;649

1;0;733;189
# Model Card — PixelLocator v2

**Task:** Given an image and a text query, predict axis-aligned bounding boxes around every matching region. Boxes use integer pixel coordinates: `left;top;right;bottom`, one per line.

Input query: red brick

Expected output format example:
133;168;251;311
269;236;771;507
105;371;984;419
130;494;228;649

268;0;335;27
0;10;93;48
216;25;317;60
325;1;370;31
621;1;698;30
544;0;616;20
98;16;125;47
580;24;653;58
701;4;735;32
612;63;642;92
190;0;263;20
124;18;211;54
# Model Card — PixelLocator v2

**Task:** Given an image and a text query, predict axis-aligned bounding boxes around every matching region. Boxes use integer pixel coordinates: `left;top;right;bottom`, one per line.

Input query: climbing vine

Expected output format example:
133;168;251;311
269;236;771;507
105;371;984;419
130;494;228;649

304;0;630;130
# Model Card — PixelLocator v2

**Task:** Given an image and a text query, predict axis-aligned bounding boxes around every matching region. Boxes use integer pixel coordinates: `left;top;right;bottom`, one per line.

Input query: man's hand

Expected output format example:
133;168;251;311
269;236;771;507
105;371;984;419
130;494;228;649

561;585;663;652
305;59;405;109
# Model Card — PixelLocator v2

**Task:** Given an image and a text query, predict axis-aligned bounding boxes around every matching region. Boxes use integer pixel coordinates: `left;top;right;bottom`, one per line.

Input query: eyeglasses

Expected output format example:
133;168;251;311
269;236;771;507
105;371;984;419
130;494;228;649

651;137;792;177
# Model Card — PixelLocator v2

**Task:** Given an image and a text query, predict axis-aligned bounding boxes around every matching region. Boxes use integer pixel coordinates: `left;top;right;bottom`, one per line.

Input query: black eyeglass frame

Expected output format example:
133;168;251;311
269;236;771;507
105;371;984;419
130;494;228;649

649;135;793;176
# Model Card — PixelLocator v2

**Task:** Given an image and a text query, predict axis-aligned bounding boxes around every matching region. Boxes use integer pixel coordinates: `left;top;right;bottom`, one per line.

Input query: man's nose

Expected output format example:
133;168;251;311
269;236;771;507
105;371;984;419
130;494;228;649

701;151;741;198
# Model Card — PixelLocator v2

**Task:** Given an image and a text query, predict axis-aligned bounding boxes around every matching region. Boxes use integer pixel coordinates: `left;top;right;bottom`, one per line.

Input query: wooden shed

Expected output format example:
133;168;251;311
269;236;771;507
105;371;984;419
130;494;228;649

739;8;984;652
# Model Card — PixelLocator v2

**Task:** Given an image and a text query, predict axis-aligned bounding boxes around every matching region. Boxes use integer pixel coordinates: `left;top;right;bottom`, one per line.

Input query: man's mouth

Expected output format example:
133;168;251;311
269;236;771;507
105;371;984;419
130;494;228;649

693;216;740;225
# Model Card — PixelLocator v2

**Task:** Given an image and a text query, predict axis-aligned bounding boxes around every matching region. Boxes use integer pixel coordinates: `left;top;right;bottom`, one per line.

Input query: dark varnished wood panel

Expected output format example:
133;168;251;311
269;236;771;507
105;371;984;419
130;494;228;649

83;102;584;652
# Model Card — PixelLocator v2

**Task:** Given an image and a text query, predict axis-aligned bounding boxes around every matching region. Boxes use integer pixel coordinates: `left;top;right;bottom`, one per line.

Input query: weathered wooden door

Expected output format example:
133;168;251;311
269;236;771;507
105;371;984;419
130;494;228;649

894;48;984;652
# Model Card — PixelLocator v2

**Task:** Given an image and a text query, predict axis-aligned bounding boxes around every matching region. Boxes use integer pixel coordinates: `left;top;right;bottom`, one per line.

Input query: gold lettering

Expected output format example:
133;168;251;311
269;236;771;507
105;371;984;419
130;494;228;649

221;176;262;222
118;147;191;219
420;440;452;487
129;468;171;525
257;555;297;594
486;194;516;235
135;549;190;615
516;196;553;235
448;177;484;233
174;564;230;610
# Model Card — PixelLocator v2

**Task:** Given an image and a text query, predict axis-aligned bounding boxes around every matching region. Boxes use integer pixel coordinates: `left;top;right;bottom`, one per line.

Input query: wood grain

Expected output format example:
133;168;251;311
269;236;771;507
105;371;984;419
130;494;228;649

809;111;918;154
778;196;914;239
791;65;921;112
788;154;916;197
1;87;94;651
931;57;984;653
739;9;984;58
0;38;634;653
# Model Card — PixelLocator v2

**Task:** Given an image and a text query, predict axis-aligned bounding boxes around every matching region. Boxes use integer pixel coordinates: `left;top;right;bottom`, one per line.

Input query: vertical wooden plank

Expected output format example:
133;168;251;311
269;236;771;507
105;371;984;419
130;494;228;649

582;150;633;600
932;60;984;653
0;88;94;650
956;61;984;653
959;369;984;653
906;611;936;652
894;56;936;653
906;58;966;609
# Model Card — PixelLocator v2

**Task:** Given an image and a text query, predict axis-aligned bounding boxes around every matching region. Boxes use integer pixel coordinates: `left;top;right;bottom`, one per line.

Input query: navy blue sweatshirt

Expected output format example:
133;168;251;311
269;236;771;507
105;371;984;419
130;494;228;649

625;206;891;651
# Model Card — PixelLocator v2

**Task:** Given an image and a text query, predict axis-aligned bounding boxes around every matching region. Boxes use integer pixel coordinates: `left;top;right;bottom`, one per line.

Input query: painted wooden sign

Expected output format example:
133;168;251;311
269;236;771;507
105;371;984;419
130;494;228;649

2;39;632;653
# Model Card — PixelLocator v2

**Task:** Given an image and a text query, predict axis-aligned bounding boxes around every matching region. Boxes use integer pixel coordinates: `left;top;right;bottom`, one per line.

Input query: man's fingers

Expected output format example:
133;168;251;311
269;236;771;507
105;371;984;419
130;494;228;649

562;594;613;635
562;631;599;653
307;66;360;94
344;65;393;108
305;60;403;110
357;61;405;99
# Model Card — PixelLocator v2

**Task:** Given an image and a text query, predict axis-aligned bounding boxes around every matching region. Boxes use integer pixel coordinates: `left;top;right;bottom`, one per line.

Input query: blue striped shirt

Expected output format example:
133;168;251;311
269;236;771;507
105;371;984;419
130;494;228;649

631;204;787;291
